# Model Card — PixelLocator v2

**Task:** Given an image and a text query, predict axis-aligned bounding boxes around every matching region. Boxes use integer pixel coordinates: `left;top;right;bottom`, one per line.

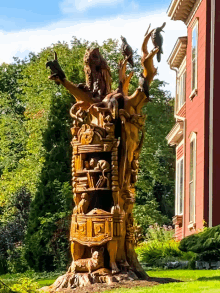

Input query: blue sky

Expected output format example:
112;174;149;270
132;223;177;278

0;0;171;31
0;0;186;95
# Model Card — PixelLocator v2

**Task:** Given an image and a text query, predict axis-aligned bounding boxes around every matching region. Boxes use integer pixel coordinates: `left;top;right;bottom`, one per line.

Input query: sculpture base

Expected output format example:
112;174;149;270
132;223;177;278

40;268;145;292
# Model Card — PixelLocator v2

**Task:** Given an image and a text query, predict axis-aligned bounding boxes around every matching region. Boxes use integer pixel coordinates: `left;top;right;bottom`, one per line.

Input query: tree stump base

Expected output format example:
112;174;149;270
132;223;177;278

40;268;143;292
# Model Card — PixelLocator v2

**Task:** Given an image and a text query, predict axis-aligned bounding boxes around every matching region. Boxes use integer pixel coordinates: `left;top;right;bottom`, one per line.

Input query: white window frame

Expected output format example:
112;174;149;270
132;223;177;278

176;57;186;114
175;145;184;216
189;132;197;224
191;19;198;93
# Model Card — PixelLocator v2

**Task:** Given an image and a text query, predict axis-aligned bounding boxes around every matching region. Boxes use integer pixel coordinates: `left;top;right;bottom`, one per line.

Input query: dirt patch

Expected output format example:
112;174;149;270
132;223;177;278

52;277;181;293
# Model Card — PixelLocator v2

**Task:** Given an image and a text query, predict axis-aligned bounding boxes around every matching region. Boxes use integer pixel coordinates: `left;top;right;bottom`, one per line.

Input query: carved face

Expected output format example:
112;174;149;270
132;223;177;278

89;158;97;168
91;247;104;259
131;159;139;170
92;251;99;259
81;193;88;200
84;161;89;169
84;48;101;66
121;36;127;43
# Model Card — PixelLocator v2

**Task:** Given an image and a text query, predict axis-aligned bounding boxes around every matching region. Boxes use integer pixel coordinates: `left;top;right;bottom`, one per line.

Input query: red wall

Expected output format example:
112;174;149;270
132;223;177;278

175;224;183;240
184;0;207;237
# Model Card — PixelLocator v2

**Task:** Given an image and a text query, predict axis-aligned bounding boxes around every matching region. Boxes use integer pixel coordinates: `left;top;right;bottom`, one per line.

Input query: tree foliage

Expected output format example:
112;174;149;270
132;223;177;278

134;79;175;233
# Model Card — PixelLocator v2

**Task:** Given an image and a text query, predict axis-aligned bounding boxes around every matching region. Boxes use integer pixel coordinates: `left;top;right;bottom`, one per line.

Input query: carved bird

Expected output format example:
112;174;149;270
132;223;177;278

138;73;149;97
46;52;66;84
120;36;134;67
151;22;166;62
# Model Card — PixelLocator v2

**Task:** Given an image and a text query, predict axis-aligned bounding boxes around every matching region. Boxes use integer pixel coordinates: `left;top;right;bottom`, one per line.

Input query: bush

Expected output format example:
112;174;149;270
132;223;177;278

0;282;12;293
179;225;220;263
7;246;29;274
11;278;39;293
0;187;31;274
145;223;174;241
135;224;195;267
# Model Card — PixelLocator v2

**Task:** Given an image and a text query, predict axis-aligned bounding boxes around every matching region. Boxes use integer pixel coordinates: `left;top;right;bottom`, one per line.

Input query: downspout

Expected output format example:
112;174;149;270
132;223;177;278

209;0;215;228
170;66;186;239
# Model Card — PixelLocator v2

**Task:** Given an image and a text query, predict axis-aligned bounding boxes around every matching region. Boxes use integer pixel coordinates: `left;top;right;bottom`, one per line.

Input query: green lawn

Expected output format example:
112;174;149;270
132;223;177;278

0;270;63;288
102;270;220;293
1;270;220;292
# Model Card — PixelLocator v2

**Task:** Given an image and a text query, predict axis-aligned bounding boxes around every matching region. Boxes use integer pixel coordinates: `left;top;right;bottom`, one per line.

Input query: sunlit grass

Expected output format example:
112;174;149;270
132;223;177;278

1;270;220;293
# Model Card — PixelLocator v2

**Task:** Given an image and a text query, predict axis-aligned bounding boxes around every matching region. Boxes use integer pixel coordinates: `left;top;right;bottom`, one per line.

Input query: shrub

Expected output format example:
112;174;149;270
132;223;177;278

0;187;31;274
179;225;220;263
135;224;195;267
0;281;12;293
145;223;174;242
136;239;182;266
7;246;29;274
11;278;39;293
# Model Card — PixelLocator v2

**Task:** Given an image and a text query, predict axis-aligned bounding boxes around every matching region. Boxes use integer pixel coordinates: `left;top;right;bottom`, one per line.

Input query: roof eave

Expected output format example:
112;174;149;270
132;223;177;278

167;37;187;69
166;122;184;145
167;0;197;23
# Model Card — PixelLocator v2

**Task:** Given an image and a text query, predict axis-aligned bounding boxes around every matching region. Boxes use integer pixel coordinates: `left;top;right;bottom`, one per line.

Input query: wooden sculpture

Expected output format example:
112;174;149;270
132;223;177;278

43;25;165;291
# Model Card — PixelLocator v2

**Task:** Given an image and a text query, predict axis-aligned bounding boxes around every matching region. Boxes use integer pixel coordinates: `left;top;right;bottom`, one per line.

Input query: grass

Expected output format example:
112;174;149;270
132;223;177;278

1;270;220;292
101;270;220;293
0;270;62;288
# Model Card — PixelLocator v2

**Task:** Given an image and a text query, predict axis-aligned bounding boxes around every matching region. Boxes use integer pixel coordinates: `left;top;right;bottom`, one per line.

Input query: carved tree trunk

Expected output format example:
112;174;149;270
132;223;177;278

43;28;164;291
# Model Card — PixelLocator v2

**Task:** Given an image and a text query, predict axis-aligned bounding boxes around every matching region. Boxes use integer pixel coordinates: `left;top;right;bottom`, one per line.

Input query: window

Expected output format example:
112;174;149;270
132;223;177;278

192;21;198;91
176;157;184;215
189;133;196;223
177;71;186;111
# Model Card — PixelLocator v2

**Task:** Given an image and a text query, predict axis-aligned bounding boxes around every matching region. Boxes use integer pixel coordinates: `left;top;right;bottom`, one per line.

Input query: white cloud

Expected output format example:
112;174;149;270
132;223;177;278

0;11;186;95
60;0;123;13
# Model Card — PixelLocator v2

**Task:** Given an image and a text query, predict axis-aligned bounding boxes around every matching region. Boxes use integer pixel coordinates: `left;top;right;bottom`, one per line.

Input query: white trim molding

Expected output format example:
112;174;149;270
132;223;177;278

167;0;197;24
189;131;197;226
167;37;187;69
166;122;184;146
191;18;199;95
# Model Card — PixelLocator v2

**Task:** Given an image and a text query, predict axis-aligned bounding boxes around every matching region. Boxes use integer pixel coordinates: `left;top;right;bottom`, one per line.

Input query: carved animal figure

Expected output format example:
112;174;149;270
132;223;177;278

151;22;166;62
89;158;98;169
83;48;111;99
46;52;66;84
89;158;110;180
131;159;139;184
138;73;149;97
121;36;134;67
77;193;89;214
69;248;104;274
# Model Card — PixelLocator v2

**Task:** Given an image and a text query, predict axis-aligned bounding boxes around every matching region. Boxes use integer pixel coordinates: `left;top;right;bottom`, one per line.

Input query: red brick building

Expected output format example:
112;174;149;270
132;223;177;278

166;0;220;239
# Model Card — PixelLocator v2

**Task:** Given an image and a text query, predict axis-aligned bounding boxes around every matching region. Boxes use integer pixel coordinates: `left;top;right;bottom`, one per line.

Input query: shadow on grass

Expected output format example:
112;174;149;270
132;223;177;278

149;277;183;284
198;276;220;281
